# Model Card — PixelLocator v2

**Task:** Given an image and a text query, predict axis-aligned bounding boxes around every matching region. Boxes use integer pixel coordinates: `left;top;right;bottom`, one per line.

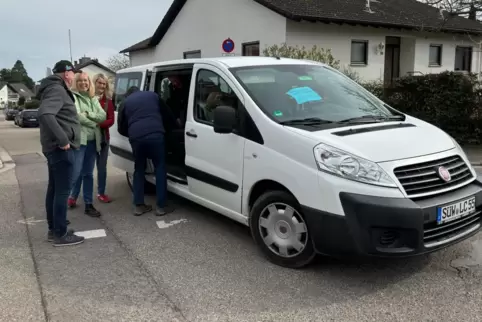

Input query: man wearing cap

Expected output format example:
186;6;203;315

37;60;85;247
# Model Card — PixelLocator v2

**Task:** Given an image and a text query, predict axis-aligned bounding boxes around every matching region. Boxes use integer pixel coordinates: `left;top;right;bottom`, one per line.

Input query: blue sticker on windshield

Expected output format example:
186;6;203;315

286;87;322;104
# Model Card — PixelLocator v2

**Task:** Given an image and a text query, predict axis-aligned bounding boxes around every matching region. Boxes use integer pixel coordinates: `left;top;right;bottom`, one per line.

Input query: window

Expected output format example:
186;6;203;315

194;69;240;125
113;72;143;110
350;40;368;65
455;46;472;72
230;64;396;126
242;42;260;56
183;50;201;59
429;45;442;66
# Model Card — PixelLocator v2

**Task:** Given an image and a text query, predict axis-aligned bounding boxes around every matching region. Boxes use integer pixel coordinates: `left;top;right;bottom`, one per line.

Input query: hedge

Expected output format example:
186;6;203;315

360;72;482;145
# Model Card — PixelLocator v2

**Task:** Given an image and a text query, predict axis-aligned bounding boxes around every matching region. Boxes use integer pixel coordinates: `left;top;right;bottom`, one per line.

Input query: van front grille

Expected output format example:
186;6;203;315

424;210;482;247
393;155;473;197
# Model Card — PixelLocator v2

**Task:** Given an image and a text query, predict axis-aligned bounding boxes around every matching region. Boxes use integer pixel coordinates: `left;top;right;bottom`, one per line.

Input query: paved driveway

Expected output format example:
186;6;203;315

1;117;482;321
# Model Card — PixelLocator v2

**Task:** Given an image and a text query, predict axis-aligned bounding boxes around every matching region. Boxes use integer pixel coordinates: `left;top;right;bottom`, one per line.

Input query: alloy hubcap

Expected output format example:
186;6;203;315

258;203;308;258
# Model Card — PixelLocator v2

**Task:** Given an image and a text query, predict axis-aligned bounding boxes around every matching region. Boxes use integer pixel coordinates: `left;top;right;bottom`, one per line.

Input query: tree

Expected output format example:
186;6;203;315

263;43;340;69
106;54;130;72
0;69;12;83
262;43;361;81
422;0;482;20
11;60;35;90
18;97;26;106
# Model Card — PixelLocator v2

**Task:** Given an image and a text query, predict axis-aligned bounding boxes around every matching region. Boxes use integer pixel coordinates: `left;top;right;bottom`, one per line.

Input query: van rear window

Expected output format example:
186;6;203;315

114;72;143;111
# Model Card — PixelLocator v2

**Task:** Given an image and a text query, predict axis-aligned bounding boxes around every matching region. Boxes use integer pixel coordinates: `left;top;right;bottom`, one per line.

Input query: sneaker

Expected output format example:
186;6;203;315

67;197;77;208
84;204;101;217
97;194;112;203
48;229;75;242
156;205;175;216
134;204;153;216
53;231;84;247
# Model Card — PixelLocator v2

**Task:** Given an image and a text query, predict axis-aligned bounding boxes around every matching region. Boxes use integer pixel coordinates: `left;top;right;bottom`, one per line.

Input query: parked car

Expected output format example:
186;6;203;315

15;109;39;127
5;108;19;121
110;57;481;268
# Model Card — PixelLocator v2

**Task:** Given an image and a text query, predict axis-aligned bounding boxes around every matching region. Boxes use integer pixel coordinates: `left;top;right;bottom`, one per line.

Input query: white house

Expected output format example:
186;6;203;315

74;57;115;80
120;0;482;84
0;82;34;108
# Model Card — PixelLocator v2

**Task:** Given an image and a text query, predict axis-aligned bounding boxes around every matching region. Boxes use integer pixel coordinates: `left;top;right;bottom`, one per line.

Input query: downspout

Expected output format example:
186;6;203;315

478;41;481;81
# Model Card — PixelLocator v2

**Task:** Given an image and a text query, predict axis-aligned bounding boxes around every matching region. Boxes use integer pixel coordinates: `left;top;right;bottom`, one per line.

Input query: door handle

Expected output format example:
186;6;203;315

186;129;197;138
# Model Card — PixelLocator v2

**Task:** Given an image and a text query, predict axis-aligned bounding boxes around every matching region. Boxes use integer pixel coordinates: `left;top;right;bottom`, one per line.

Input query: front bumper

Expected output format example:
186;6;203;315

21;119;38;126
303;179;482;257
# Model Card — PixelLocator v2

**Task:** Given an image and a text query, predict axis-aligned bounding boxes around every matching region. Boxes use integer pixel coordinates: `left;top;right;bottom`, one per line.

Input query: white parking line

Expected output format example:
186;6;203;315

156;219;188;229
75;229;107;239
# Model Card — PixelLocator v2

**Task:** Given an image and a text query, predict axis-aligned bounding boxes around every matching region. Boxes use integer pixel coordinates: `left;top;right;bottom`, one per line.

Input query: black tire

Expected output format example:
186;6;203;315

126;172;156;195
249;190;316;269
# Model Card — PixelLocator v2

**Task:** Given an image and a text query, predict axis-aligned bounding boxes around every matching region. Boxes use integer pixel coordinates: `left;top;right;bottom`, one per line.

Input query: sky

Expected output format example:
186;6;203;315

0;0;172;82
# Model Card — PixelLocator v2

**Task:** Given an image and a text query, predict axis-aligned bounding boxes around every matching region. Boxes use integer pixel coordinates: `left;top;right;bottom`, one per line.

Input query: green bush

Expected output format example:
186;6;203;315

263;43;340;69
359;72;482;144
24;99;40;109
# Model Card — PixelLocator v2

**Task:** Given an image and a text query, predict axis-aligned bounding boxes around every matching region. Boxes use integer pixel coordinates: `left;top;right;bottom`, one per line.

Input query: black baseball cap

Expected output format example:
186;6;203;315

52;60;81;73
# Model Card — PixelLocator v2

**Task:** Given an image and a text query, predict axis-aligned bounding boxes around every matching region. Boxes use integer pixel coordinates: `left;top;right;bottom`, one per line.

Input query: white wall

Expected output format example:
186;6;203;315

285;21;482;81
129;0;286;66
80;64;115;80
413;36;481;75
0;85;8;109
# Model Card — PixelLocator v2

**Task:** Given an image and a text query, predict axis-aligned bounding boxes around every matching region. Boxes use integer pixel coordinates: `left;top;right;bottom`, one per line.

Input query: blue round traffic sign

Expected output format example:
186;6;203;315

222;38;235;53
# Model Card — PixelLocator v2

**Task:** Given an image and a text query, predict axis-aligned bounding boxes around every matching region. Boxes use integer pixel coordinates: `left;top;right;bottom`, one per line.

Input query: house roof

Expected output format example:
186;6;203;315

7;83;35;98
75;59;115;74
120;0;482;54
254;0;482;33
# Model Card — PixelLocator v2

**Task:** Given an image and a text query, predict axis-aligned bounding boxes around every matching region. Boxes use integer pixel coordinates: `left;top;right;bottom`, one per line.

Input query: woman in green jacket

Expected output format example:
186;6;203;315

68;72;106;217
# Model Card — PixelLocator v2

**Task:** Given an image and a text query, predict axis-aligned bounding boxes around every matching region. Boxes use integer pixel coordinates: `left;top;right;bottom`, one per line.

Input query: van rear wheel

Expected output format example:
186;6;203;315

249;190;316;268
126;172;156;195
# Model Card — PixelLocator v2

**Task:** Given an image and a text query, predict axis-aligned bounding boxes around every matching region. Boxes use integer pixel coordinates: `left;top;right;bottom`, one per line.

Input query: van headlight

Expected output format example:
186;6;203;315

313;143;397;188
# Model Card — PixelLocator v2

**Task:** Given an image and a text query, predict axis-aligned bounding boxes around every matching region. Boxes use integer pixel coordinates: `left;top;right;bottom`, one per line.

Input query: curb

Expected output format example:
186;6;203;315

0;146;13;165
0;146;14;173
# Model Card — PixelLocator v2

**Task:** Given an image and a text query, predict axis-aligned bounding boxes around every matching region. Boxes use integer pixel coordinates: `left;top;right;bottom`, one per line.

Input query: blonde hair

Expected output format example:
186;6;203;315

72;72;95;98
92;73;113;99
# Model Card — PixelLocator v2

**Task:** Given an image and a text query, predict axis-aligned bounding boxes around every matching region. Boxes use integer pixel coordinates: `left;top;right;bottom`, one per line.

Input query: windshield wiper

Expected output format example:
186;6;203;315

338;114;405;124
279;117;334;126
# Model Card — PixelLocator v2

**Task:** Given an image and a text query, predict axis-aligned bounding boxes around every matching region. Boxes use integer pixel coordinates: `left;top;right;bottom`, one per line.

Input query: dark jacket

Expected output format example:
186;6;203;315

37;75;81;153
117;91;177;140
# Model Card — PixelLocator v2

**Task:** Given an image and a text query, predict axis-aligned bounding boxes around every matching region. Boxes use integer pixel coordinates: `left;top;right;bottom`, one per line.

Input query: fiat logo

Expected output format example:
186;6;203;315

438;166;451;182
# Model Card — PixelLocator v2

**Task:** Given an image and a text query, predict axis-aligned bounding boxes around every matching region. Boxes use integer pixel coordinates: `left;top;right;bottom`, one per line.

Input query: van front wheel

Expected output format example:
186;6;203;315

249;190;316;268
126;172;156;195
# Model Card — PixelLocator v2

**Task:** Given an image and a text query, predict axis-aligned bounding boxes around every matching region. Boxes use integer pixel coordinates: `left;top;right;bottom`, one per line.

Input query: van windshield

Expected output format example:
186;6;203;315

230;64;398;126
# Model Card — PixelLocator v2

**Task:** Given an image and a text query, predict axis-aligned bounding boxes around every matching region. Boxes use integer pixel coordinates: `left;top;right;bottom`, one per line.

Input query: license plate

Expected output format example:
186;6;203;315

437;196;476;224
29;119;36;121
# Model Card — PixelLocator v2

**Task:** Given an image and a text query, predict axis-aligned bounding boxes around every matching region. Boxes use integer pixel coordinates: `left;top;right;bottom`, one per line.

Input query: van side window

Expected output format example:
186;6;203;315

194;69;240;125
114;72;143;111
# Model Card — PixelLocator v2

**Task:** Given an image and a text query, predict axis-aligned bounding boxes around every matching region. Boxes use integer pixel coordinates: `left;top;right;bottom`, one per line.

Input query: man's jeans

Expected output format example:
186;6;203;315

130;134;167;207
70;140;97;204
44;148;74;238
96;141;109;195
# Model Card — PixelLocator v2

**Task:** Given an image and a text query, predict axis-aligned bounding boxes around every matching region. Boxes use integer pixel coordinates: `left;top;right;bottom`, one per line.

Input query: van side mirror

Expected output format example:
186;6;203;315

213;106;236;134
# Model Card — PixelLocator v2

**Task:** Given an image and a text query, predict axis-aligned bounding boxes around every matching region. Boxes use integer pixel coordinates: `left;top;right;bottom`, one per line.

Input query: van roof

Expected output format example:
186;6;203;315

117;57;322;73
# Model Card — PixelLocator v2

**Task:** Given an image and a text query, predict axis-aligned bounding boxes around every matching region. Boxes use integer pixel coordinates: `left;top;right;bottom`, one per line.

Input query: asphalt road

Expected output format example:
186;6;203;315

1;115;482;321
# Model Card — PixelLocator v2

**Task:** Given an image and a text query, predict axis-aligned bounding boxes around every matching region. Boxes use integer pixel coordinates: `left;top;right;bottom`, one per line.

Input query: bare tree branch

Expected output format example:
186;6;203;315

105;54;130;72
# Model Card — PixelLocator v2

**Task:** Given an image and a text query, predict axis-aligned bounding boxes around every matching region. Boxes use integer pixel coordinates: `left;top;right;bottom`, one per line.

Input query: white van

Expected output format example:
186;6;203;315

110;57;481;268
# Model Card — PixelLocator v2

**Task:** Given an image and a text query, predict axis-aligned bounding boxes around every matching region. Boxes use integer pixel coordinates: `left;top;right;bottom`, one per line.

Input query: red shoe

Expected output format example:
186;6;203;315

97;194;112;203
67;197;77;208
